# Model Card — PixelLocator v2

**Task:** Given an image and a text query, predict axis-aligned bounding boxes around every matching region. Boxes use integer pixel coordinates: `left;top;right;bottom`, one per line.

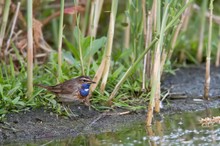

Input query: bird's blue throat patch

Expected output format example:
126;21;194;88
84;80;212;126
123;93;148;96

80;84;91;97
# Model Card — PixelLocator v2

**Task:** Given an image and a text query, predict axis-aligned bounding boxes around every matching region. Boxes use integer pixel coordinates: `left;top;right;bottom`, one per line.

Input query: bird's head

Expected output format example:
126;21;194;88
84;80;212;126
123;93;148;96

77;76;95;97
77;76;96;85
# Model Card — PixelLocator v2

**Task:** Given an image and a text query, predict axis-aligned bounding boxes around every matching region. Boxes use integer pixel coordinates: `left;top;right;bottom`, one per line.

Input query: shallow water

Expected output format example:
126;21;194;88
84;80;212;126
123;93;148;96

8;108;220;146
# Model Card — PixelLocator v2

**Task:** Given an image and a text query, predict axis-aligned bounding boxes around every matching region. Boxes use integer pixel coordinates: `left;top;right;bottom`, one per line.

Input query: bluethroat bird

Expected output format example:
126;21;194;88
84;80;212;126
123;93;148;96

36;76;96;106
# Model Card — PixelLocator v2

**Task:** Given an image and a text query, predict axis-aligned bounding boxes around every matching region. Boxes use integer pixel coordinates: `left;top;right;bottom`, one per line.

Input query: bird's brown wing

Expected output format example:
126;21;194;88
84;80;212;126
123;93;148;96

49;81;75;94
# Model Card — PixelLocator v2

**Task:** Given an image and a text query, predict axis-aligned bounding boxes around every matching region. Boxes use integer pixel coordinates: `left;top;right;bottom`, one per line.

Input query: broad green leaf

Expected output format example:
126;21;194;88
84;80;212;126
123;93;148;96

63;37;79;59
84;37;107;59
82;36;92;55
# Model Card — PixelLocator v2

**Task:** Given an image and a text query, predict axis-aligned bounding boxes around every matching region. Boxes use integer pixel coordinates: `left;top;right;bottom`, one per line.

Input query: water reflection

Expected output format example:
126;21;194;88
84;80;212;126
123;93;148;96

71;108;220;146
8;108;220;146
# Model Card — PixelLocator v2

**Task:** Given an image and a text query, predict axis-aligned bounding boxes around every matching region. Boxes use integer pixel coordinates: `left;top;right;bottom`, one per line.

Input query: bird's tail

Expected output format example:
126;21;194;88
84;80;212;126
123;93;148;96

34;84;50;89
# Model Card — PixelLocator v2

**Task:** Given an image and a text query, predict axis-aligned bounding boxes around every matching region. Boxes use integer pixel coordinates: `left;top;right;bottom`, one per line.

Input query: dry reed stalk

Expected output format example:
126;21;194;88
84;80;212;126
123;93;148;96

154;2;169;113
152;0;157;31
160;48;167;74
182;2;192;31
123;17;130;49
27;0;33;97
142;8;153;90
88;0;104;37
149;8;156;88
124;0;131;49
0;0;11;53
150;0;157;87
146;0;160;125
142;0;147;91
197;0;208;63
146;11;153;87
78;25;85;75
5;2;20;54
204;0;214;100
86;0;103;75
82;0;91;36
90;60;105;92
100;0;118;93
87;0;104;90
215;26;220;67
153;44;161;113
0;0;4;15
57;0;64;79
142;9;153;91
152;0;161;113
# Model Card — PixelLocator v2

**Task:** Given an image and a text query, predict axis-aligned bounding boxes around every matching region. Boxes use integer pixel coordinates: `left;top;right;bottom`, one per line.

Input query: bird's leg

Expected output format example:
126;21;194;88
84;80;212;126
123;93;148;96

62;103;78;117
83;95;91;110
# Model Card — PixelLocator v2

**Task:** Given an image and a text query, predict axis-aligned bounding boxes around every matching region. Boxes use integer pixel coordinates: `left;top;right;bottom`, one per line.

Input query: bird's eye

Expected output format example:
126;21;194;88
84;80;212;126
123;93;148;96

82;79;87;82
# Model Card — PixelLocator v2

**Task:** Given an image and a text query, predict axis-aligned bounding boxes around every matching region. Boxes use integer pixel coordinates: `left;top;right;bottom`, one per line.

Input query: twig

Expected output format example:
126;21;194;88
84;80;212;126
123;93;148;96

161;89;170;102
0;122;19;132
86;111;131;128
11;2;26;27
41;6;84;26
5;2;20;54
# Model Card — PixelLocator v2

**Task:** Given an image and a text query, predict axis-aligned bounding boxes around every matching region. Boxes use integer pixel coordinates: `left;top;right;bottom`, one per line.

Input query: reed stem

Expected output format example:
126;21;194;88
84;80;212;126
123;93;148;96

88;0;104;37
77;17;85;75
145;11;153;88
5;2;20;54
197;0;208;63
204;0;214;100
100;0;118;92
215;26;220;67
27;0;33;97
154;2;169;113
124;0;131;49
142;0;147;91
82;0;91;36
88;0;104;88
58;0;64;80
0;0;11;53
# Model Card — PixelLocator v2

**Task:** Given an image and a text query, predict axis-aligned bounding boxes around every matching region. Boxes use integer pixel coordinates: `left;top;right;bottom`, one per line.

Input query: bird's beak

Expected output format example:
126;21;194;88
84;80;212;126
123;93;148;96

90;80;96;84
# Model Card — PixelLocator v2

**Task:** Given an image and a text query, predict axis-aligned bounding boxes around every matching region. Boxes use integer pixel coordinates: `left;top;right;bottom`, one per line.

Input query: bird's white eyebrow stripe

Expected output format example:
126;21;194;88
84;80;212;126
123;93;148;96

81;78;90;81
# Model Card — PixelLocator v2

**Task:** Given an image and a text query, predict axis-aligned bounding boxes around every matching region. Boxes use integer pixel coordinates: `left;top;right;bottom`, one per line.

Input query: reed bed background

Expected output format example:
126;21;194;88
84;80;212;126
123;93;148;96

0;0;220;125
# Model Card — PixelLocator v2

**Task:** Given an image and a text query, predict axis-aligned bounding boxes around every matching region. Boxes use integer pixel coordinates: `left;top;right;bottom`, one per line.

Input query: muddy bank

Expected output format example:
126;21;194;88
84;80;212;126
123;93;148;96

1;65;220;144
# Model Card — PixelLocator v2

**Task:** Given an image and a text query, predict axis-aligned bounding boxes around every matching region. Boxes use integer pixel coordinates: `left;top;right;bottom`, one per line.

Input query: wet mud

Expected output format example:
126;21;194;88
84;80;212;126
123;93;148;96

1;65;220;144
